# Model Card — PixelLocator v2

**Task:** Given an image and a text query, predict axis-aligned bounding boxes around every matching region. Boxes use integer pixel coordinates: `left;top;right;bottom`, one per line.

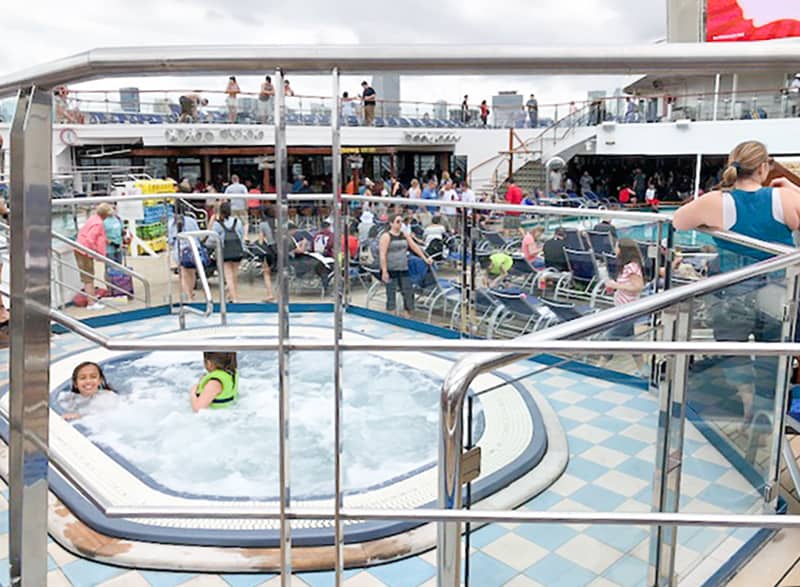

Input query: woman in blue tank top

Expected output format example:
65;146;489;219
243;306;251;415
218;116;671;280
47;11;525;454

674;140;800;423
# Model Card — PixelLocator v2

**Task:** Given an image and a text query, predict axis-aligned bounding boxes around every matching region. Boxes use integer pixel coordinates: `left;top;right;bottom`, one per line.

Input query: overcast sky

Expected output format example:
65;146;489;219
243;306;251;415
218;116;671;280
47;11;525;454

0;0;667;113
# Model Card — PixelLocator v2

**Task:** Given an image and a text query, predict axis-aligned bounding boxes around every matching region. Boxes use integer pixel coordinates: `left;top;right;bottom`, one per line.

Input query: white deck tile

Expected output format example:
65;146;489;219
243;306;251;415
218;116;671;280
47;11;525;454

481;532;549;571
556;534;624;574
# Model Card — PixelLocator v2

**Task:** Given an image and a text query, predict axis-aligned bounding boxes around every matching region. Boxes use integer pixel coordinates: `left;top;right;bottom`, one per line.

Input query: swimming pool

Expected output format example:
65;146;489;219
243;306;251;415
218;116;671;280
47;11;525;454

53;350;484;499
617;222;716;247
0;309;567;572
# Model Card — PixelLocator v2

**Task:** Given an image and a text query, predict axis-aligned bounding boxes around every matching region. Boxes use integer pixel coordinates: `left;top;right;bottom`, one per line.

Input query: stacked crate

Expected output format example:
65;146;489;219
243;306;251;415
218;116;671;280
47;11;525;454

132;180;176;255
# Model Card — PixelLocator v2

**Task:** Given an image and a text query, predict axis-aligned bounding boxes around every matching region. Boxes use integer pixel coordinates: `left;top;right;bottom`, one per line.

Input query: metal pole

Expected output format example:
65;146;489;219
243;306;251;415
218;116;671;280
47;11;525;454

331;66;345;587
766;264;800;506
274;67;293;585
649;300;693;586
712;73;720;121
692;153;702;199
460;208;468;335
730;74;739;120
8;86;52;587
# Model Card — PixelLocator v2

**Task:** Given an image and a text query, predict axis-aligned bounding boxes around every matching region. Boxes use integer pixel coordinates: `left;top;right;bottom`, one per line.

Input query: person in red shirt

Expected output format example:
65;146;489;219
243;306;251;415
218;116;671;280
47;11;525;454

503;177;524;231
617;185;636;205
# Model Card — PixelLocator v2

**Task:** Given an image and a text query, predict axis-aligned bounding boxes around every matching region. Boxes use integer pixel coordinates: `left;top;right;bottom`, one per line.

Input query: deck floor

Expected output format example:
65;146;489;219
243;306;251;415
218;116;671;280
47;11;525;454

0;309;776;586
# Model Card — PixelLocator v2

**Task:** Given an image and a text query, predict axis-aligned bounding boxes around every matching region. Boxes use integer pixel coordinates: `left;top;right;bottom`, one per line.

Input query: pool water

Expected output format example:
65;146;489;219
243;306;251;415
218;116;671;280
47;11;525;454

54;351;474;499
617;223;716;248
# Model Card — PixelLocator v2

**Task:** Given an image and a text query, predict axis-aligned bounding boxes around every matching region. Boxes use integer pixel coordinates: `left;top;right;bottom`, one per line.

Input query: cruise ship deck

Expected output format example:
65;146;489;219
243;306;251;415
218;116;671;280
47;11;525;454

2;41;800;587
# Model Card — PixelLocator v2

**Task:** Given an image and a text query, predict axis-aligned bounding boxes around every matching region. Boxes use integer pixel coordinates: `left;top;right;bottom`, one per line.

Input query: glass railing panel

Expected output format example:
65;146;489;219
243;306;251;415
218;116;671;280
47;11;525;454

674;270;789;582
463;319;658;585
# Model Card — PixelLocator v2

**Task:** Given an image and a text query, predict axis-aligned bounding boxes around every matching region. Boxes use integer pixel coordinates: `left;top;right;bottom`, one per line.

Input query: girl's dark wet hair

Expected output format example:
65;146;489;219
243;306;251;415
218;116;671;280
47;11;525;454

204;352;237;376
70;361;110;394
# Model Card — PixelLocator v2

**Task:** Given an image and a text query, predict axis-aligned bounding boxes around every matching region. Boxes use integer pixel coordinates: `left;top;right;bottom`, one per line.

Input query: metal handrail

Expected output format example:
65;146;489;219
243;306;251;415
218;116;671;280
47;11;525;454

8;42;800;587
0;221;152;307
175;236;213;321
174;230;226;327
3;44;800;96
176;197;209;228
50;231;152;306
436;244;800;582
48;191;672;223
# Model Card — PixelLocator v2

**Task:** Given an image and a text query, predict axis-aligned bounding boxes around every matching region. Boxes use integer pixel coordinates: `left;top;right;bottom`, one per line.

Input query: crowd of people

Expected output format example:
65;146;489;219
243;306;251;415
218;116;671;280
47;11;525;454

57;138;800;425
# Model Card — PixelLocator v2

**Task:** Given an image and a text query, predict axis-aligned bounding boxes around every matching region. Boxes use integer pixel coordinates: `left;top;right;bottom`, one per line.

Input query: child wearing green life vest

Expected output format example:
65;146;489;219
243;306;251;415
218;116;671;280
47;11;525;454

190;352;239;412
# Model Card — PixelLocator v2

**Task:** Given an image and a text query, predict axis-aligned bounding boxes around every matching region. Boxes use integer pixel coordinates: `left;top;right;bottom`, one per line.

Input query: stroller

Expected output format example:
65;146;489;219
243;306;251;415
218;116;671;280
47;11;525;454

239;241;273;283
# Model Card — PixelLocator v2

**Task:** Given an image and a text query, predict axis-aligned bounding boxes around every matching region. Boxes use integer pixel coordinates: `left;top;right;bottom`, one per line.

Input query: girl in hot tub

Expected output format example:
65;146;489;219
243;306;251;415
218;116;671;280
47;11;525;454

62;361;115;421
191;351;239;412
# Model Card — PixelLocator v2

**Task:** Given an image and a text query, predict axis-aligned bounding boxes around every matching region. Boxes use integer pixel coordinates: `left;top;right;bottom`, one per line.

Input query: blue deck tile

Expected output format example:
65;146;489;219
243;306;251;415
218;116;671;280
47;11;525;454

468;523;508;549
295;569;360;587
681;527;725;556
524;553;596;586
682;438;706;456
569;484;628;511
634;486;655;505
697;484;754;510
567;436;594;457
617;458;655;482
60;558;128;586
603;555;649;587
681;458;730;482
546;398;573;412
559;417;585;432
522;490;564;511
577;398;619;414
223;574;278;587
567;456;609;482
622;396;658;413
367;555;436;587
515;524;578;551
600;434;649;456
138;570;200;587
585;525;649;553
466;551;518;587
590;415;631;434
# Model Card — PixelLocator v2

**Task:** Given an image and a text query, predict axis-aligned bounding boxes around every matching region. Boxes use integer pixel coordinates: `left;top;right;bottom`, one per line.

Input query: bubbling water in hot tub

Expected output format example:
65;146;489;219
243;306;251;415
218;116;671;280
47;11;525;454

54;351;475;499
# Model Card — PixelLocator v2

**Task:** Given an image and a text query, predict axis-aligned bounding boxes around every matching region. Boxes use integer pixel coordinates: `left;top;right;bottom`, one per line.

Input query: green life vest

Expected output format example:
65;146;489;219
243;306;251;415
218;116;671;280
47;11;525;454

196;369;238;409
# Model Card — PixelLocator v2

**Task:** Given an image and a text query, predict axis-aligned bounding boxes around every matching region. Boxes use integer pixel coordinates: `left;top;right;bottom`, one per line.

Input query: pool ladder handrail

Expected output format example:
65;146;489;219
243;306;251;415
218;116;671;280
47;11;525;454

0;221;153;310
175;230;226;329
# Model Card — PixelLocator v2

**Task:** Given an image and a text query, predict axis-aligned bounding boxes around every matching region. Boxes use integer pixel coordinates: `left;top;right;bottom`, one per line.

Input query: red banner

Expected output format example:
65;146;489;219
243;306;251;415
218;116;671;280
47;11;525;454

707;0;800;42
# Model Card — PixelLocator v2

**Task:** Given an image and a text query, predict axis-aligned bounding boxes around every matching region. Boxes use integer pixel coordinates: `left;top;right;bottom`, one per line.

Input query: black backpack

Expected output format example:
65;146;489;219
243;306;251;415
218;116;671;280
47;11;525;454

221;218;244;261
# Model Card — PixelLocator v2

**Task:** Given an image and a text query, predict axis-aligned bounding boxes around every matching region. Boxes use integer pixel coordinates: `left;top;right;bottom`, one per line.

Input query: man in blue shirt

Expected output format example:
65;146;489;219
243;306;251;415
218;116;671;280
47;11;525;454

421;179;438;201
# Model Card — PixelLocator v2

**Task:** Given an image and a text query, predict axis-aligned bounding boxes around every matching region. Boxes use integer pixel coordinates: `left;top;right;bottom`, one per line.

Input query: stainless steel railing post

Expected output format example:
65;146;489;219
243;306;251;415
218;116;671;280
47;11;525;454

274;66;293;587
8;85;52;587
648;300;693;586
766;263;800;506
331;66;345;587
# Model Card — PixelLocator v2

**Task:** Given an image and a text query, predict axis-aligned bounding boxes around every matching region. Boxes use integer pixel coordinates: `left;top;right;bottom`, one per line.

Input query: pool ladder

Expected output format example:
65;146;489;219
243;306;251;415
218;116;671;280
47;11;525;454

175;230;227;329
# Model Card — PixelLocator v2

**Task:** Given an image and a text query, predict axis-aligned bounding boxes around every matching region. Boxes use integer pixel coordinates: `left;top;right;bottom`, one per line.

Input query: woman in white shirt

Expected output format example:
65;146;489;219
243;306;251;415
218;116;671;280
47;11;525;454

407;178;421;202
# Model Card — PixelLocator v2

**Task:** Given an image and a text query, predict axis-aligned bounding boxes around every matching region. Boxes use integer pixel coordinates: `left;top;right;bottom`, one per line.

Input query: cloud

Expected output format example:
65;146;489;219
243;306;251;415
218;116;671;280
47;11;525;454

0;0;665;107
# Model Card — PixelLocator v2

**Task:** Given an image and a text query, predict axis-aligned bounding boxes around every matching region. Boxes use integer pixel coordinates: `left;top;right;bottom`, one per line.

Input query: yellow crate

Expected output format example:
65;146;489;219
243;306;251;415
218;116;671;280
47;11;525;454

136;236;166;255
135;179;177;195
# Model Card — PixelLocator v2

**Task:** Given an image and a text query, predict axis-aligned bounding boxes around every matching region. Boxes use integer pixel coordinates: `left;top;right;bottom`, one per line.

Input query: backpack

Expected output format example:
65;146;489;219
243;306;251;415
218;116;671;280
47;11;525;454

221;218;244;261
